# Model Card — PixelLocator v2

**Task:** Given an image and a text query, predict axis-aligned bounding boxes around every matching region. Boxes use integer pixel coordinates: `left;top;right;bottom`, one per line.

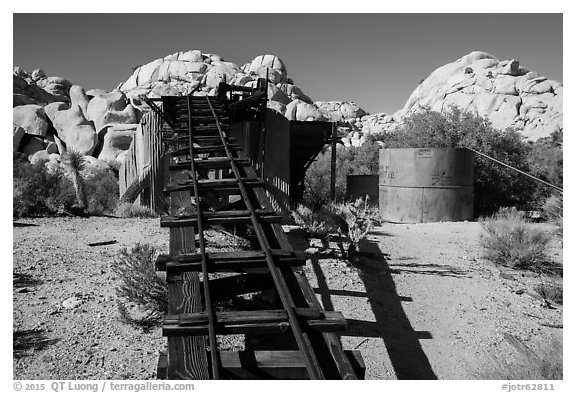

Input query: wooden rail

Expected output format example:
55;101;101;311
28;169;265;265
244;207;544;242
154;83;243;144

148;84;363;379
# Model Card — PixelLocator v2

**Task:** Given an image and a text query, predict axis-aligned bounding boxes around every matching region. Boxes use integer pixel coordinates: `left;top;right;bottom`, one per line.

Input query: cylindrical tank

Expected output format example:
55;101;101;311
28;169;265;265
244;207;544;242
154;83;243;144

379;148;474;223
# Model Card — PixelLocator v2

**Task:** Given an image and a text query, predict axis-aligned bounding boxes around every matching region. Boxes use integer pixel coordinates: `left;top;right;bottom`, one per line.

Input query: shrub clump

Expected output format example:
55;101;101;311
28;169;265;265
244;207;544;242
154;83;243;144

13;153;119;217
291;204;344;238
479;207;553;272
303;141;379;208
303;107;563;217
542;194;563;237
111;243;167;330
115;202;159;219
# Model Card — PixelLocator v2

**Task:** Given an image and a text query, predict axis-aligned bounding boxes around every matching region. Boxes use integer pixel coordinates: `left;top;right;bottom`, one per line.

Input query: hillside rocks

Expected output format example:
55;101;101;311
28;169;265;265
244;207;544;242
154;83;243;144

386;51;563;141
13;67;138;163
86;91;138;133
97;124;138;163
13;49;562;164
13;105;49;136
13;124;26;152
49;104;98;156
117;51;321;121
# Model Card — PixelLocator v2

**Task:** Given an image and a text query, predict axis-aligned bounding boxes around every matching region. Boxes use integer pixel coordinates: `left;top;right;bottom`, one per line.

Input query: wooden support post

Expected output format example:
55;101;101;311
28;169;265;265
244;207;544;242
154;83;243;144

165;159;210;380
330;122;337;202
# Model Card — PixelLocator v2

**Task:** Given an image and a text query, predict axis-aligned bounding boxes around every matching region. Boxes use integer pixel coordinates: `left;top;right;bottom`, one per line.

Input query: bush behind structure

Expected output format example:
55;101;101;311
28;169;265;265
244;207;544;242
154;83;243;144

303;107;563;217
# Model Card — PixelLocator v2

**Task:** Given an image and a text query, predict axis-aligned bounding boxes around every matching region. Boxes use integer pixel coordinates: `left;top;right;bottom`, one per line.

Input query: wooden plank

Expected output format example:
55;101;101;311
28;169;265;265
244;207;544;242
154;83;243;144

163;310;346;336
216;350;365;380
292;269;360;380
157;350;168;380
160;210;282;228
166;162;209;380
156;250;305;272
243;162;362;379
164;178;265;193
199;273;275;301
170;157;251;170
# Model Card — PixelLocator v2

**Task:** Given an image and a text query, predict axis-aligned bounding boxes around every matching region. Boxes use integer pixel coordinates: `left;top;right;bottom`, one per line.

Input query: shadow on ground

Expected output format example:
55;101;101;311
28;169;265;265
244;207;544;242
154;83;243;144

13;272;43;288
288;229;439;379
13;329;58;359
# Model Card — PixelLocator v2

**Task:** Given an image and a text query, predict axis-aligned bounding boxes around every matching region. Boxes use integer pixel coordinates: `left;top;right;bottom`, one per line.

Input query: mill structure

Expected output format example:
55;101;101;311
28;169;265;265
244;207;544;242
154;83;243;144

120;78;364;379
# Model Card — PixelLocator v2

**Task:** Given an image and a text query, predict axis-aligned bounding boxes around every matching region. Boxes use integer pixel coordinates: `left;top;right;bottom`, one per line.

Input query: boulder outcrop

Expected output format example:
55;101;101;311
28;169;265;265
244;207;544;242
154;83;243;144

13;104;49;137
385;51;563;141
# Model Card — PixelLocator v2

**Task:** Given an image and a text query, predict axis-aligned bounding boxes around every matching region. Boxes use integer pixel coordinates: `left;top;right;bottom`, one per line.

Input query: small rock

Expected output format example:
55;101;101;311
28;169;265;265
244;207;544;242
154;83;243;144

110;347;117;352
62;296;83;309
515;289;526;295
304;247;319;255
17;287;33;293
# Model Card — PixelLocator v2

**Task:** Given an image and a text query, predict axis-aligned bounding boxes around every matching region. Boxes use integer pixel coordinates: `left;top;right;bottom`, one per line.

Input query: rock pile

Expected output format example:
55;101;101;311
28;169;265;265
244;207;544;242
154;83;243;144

13;49;562;171
378;51;563;141
13;68;141;171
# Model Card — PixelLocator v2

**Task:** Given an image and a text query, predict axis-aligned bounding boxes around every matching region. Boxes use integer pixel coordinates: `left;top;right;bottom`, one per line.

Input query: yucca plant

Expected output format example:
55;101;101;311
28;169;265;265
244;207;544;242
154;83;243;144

62;150;88;213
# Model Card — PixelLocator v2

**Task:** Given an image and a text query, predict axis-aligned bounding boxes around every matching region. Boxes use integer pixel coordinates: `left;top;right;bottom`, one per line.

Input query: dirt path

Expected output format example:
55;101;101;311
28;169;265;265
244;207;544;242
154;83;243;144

13;217;562;380
287;221;563;379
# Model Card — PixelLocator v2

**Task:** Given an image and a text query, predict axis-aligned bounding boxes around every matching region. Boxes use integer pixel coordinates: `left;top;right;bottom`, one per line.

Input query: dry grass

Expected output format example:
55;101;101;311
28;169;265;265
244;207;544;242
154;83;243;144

111;243;167;330
114;202;159;219
479;207;554;273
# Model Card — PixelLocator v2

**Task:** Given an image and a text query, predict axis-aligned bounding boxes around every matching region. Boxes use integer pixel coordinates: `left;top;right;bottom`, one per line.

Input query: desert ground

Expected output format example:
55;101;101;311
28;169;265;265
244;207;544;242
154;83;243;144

13;217;562;380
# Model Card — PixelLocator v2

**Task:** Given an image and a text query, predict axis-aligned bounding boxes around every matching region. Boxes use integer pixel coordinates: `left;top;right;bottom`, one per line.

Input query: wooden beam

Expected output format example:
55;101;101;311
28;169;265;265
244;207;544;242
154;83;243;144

160;210;282;228
163;310;346;336
218;350;364;380
158;349;364;380
156;250;305;273
165;163;210;380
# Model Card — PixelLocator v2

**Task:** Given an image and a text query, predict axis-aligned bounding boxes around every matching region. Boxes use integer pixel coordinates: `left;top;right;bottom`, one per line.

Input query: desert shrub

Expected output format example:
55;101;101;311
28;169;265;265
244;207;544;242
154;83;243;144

291;204;344;238
331;198;375;262
534;282;563;305
542;194;563;237
526;131;563;206
304;141;379;207
303;107;560;216
13;156;75;217
13;154;120;217
85;168;120;215
479;207;553;272
115;202;158;218
376;107;535;215
111;243;167;330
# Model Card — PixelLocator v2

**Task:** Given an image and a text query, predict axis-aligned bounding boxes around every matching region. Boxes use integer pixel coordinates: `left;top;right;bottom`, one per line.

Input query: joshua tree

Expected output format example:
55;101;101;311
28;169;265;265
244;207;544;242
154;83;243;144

62;150;88;214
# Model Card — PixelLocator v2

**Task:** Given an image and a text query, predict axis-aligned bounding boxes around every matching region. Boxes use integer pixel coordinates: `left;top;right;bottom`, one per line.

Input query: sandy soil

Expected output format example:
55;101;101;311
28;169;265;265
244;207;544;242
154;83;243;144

13;217;562;380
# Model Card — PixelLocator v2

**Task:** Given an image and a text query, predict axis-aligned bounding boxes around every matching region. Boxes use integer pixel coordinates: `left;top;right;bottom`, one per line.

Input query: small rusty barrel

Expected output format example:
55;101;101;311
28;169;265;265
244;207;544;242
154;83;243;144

379;148;474;223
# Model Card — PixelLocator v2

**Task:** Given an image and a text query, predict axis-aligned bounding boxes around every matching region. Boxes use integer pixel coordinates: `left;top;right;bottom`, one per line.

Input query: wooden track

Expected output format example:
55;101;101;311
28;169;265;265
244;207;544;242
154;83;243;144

144;83;364;380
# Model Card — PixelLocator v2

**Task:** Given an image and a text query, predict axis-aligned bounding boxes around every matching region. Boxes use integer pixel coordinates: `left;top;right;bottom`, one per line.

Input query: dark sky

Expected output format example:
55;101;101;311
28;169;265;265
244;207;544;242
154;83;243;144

13;13;562;115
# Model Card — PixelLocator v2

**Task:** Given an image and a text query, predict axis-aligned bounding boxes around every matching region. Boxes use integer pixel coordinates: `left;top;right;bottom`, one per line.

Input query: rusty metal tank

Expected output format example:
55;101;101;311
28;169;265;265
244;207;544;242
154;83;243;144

379;148;474;223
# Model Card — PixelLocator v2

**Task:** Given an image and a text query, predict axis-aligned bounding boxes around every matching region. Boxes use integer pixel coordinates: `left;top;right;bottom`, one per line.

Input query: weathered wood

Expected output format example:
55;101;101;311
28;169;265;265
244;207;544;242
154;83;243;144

292;269;359;379
217;350;365;380
205;97;325;379
164;178;264;194
157;350;168;379
119;165;150;204
156;249;305;272
160;210;282;227
163;310;346;336
166;163;209;380
170;157;251;171
158;349;364;380
199;273;275;301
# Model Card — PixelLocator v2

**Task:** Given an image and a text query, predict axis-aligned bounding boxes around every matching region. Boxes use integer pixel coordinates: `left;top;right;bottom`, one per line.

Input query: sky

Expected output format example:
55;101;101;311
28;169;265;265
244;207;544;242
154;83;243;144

13;13;562;115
